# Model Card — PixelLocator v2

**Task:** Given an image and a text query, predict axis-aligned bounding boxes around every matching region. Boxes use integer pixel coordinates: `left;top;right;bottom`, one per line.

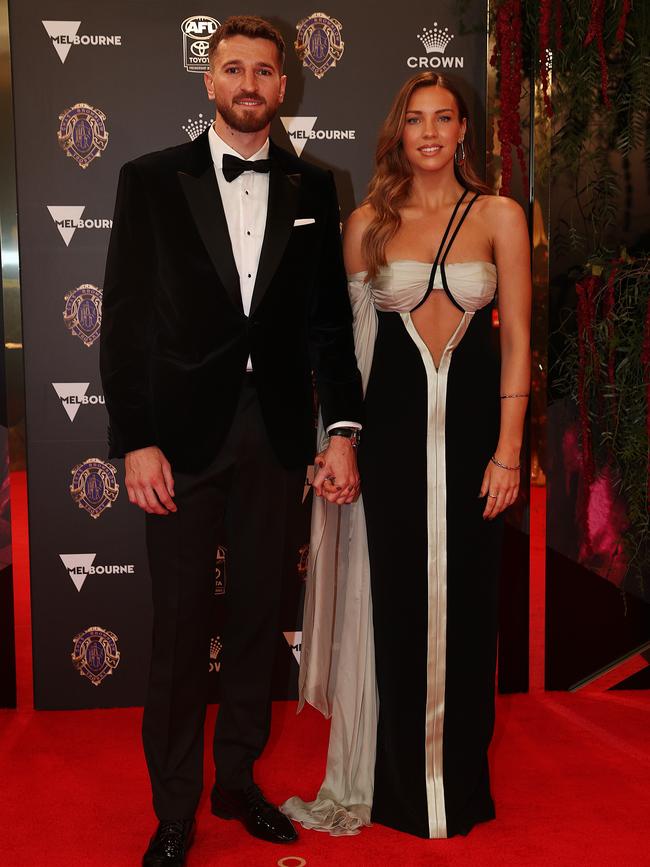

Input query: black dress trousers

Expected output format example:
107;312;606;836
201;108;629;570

142;376;304;821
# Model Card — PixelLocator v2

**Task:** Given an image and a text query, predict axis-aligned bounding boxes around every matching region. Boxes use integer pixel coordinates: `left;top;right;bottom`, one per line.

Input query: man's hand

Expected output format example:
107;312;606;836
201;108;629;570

312;437;360;505
125;446;177;515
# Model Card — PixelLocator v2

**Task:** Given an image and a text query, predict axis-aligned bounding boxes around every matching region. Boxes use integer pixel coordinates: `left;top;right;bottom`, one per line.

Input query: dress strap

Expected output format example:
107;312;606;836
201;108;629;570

440;191;481;312
411;189;468;313
439;191;480;269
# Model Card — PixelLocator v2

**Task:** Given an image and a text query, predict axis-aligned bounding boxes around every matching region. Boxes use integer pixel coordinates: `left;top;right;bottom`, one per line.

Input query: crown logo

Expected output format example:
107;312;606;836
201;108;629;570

417;23;454;54
182;112;212;141
210;636;223;660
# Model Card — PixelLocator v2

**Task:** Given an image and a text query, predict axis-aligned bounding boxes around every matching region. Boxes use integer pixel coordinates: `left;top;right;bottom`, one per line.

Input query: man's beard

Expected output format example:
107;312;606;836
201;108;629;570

216;93;277;133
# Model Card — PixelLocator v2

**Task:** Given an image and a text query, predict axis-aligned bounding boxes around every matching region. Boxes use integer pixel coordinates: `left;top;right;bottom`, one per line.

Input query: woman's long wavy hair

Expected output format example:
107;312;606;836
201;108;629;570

362;72;492;279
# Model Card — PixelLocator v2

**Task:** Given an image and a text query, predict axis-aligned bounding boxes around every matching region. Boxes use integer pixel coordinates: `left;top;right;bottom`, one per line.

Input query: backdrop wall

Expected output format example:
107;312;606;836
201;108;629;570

9;0;488;709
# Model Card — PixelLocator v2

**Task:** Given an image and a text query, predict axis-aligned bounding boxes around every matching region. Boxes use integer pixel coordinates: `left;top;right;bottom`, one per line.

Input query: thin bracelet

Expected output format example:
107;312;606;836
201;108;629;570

500;392;530;399
490;455;521;471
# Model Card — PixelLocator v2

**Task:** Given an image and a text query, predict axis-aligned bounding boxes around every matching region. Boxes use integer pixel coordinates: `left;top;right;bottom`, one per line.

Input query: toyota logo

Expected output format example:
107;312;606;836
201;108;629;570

190;40;209;57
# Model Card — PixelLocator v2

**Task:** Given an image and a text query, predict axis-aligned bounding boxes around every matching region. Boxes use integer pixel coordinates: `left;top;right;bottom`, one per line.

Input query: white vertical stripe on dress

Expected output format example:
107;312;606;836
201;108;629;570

402;309;473;839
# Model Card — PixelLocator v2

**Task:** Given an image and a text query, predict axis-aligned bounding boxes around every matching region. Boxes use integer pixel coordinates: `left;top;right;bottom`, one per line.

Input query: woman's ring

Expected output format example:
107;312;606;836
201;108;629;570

488;493;497;499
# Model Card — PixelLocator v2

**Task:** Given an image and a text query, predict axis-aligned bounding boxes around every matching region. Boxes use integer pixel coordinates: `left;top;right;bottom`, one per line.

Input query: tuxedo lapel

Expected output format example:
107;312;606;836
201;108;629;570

250;162;301;316
178;162;243;314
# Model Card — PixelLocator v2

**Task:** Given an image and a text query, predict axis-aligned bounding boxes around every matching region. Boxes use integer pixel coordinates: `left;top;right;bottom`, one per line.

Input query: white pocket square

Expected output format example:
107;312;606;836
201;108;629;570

293;217;316;226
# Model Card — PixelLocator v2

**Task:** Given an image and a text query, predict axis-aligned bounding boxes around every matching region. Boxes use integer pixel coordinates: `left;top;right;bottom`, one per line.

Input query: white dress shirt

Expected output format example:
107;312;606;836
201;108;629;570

208;125;359;432
208;125;269;322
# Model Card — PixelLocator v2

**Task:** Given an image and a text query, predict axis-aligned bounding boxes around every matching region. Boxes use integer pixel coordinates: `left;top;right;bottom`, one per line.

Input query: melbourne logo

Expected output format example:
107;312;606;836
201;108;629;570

52;383;104;422
284;631;302;665
47;206;112;246
295;12;344;79
182;112;212;141
181;15;220;73
209;636;223;673
71;626;120;686
281;117;356;157
58;103;108;168
407;22;464;69
59;554;135;592
70;458;119;519
42;21;122;64
64;284;102;348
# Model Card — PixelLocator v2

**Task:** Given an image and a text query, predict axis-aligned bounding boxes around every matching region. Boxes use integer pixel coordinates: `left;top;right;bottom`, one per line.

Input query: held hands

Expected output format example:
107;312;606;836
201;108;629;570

313;437;361;505
479;453;520;520
125;446;177;515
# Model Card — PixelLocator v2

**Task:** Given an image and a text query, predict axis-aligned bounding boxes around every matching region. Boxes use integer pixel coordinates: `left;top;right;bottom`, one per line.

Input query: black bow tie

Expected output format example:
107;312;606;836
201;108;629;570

222;153;272;182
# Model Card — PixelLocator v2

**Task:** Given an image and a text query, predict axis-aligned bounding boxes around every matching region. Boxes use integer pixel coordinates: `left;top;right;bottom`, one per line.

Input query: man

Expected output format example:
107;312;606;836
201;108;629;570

100;16;362;867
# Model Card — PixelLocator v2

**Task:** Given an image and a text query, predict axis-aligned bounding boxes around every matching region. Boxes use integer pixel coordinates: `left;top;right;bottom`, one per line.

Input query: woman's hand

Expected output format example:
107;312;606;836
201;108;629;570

479;459;520;520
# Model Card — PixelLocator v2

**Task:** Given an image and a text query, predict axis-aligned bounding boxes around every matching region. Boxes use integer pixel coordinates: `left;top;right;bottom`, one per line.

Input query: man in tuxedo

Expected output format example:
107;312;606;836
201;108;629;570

100;15;362;867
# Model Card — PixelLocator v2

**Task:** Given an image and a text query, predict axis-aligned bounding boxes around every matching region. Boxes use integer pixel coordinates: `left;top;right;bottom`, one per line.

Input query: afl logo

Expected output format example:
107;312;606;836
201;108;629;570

181;15;219;73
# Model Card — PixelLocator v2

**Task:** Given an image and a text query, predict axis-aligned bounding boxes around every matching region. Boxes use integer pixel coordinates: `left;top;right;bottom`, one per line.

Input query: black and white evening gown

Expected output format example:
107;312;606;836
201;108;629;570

284;190;504;839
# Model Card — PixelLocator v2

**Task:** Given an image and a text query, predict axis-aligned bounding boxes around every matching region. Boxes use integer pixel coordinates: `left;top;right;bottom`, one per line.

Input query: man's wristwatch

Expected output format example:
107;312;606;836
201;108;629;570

328;427;361;448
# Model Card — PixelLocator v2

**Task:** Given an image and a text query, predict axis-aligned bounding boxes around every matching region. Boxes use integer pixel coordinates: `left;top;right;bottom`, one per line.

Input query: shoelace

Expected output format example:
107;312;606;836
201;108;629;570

244;784;269;811
158;821;187;858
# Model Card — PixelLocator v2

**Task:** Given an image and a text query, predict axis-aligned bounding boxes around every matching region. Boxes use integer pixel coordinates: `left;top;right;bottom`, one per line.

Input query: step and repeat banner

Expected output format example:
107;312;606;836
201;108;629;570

9;0;487;709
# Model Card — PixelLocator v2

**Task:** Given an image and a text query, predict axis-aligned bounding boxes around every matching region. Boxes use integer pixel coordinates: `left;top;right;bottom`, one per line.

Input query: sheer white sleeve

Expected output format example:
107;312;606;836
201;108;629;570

282;274;379;835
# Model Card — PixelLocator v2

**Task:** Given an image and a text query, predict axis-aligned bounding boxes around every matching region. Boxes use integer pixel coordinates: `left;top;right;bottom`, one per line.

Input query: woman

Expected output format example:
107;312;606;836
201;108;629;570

284;72;531;839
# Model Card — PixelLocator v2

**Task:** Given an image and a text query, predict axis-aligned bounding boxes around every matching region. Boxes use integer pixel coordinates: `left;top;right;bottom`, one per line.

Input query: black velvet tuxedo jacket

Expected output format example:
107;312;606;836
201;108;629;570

100;130;362;473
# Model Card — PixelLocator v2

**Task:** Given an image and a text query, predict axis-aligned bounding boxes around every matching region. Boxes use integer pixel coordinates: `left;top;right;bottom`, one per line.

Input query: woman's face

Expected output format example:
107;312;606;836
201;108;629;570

401;85;467;174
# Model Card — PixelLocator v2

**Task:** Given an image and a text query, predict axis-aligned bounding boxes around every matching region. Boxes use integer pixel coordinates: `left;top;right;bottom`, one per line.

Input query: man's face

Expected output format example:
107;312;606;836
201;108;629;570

204;35;286;134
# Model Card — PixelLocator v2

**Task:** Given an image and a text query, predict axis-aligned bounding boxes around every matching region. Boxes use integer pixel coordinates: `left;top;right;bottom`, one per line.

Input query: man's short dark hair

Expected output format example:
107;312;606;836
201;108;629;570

208;15;286;70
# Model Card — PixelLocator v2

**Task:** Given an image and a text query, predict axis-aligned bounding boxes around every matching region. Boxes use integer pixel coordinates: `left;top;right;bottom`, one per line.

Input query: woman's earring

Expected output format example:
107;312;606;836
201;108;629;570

455;140;466;166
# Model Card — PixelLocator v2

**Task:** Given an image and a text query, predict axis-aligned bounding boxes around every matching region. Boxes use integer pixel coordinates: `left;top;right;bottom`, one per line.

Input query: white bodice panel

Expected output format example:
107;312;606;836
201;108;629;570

348;260;497;314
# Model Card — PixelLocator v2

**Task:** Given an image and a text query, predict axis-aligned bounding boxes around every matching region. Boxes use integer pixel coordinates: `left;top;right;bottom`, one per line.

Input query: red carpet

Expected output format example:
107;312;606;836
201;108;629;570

1;474;649;866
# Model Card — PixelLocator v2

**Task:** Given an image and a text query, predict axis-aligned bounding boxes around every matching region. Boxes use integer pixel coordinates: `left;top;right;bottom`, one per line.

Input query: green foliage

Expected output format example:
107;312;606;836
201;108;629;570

531;0;650;256
554;257;650;590
491;1;650;593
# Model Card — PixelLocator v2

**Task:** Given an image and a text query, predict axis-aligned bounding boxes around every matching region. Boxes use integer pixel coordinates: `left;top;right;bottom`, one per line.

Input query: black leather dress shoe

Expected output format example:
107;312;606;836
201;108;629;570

211;783;298;844
142;819;195;866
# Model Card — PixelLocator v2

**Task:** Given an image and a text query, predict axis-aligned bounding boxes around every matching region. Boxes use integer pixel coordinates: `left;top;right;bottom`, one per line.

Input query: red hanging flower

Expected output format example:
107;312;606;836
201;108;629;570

616;0;632;43
584;0;611;108
490;0;528;196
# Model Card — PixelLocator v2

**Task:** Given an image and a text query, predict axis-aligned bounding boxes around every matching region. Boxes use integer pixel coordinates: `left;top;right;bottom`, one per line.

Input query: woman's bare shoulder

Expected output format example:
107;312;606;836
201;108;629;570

476;193;525;221
345;203;376;235
343;204;376;274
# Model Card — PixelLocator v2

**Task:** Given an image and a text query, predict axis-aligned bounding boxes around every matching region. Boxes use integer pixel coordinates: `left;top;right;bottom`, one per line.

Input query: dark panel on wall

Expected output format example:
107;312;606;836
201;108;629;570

546;548;650;690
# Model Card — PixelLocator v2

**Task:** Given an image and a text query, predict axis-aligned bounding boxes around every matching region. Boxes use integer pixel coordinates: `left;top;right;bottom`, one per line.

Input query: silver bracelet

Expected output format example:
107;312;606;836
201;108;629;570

490;454;521;471
500;392;530;399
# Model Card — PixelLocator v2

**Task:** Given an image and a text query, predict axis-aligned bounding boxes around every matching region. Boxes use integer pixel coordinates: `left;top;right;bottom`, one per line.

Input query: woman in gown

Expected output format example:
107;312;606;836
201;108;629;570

283;72;531;839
